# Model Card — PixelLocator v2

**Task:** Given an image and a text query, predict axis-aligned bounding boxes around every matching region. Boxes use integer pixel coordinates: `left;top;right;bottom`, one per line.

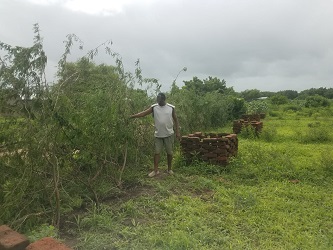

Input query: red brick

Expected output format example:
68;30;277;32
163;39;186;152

0;225;30;250
26;237;72;250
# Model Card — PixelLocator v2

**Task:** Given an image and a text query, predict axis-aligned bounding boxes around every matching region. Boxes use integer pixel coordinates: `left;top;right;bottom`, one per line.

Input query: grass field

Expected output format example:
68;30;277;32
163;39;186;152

39;109;333;249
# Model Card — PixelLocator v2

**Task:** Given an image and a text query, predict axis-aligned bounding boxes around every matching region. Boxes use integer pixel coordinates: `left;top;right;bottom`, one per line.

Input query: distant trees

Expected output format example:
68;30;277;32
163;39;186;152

299;87;333;99
276;90;298;100
183;76;234;95
169;76;245;132
304;95;330;108
239;89;262;101
238;87;333;102
269;94;289;105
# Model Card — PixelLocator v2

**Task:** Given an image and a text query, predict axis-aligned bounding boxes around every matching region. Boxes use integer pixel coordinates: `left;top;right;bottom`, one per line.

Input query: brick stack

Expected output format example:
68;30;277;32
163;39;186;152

180;132;238;166
233;113;264;134
0;225;72;250
233;119;264;134
241;114;261;121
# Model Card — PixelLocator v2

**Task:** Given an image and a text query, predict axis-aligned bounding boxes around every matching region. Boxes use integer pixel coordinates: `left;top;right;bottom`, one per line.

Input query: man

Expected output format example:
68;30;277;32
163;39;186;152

130;93;180;177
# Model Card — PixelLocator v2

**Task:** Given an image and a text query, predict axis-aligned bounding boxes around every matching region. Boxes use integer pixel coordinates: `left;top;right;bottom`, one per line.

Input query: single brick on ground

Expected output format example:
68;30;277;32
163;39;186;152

26;237;72;250
0;225;72;250
0;225;30;250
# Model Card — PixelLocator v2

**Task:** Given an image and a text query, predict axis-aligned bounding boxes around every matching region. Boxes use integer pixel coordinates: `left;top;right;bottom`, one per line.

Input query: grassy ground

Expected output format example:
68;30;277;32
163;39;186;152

58;110;333;249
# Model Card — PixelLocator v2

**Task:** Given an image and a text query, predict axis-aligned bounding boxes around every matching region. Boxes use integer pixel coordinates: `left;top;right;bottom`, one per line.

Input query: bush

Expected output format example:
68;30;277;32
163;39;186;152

169;89;239;133
0;28;156;230
260;126;277;142
246;100;269;115
304;95;330;108
270;95;289;105
283;104;301;112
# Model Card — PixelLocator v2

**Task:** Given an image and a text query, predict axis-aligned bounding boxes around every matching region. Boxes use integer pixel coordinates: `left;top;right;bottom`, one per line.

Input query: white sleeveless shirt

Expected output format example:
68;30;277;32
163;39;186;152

151;103;175;138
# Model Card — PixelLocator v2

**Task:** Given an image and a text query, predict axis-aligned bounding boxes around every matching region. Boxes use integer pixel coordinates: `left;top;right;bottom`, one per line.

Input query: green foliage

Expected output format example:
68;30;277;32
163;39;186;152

169;88;242;133
246;100;269;115
237;126;258;140
321;149;333;175
282;104;302;112
240;88;261;101
304;94;330;108
299;87;333;99
0;23;47;116
169;76;245;134
268;110;281;117
276;89;299;99
25;224;58;242
269;94;289;105
231;97;247;119
15;99;332;249
182;76;229;94
296;125;331;144
259;125;277;142
0;25;156;230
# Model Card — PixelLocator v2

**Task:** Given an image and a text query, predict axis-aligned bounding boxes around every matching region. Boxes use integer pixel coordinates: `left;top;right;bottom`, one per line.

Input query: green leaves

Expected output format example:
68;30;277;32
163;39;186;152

246;100;269;115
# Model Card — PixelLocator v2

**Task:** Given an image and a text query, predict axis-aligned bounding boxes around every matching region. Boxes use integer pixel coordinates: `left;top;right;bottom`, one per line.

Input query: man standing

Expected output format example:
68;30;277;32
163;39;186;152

130;93;180;177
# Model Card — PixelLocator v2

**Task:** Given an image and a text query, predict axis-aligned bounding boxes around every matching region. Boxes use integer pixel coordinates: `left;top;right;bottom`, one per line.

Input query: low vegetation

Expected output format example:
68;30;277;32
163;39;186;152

37;108;331;250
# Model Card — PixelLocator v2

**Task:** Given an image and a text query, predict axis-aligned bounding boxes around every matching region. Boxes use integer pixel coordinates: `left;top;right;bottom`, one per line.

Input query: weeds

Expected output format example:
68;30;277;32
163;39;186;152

321;149;333;175
297;126;331;144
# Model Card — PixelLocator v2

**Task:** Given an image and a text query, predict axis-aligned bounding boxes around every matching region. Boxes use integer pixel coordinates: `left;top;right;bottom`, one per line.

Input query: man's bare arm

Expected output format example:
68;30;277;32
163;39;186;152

130;107;153;118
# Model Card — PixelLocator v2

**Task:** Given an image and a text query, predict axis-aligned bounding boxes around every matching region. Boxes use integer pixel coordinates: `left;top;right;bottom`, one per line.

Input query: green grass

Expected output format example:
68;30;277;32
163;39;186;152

58;111;333;249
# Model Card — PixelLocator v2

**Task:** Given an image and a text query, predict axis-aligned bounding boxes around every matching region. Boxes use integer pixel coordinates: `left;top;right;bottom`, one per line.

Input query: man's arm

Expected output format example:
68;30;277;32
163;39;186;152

130;107;153;118
172;108;181;140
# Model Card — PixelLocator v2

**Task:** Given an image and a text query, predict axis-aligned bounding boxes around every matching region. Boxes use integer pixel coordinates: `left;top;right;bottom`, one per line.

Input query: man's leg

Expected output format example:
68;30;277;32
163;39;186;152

165;135;175;173
167;154;173;171
149;137;162;177
154;154;160;172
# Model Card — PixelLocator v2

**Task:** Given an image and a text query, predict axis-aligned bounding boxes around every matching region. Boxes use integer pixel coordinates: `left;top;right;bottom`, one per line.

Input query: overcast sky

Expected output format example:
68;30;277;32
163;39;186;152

1;0;332;92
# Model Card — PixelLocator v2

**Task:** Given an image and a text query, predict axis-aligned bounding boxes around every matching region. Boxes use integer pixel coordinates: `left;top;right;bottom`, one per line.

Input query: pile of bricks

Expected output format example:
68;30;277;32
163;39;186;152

241;113;266;120
232;113;265;134
180;132;238;166
0;225;71;250
233;119;264;134
241;114;261;121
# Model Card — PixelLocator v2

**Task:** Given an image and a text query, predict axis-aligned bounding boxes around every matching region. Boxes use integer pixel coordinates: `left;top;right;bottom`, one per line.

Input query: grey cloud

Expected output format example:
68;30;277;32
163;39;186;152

1;0;332;92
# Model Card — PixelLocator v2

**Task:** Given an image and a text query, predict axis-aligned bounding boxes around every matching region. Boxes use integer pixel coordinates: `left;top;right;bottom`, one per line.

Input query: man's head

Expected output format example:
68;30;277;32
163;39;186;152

157;92;166;106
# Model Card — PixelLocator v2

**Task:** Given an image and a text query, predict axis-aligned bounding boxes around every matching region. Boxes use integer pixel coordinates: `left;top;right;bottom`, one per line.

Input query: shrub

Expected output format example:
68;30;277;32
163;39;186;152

270;94;289;105
238;126;258;139
283;104;301;112
304;95;330;108
169;89;238;133
260;126;277;142
0;27;156;230
246;100;269;115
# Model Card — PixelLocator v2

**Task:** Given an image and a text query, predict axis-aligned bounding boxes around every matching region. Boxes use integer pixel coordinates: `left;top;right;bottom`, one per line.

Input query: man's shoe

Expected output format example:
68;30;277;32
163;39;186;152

148;171;159;177
167;170;174;175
